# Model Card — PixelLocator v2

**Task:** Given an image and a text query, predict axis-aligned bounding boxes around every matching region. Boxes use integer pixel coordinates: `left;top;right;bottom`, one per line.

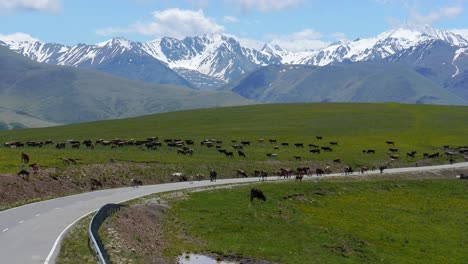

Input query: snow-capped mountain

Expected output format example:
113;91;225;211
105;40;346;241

141;34;280;82
264;25;468;66
0;33;280;88
1;25;467;90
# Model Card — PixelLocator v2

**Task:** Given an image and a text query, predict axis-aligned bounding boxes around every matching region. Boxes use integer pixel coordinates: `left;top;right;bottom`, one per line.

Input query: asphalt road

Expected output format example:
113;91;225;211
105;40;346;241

0;162;467;264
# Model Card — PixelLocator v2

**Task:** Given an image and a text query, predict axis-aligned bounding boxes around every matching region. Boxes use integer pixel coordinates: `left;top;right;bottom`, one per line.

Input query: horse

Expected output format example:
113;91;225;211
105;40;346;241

279;168;292;179
316;168;324;176
29;163;40;174
255;170;267;181
250;188;266;202
236;169;248;178
360;166;368;174
131;178;143;187
379;165;387;174
17;169;30;179
210;169;217;182
344;166;353;175
172;172;188;182
21;152;29;163
90;178;103;190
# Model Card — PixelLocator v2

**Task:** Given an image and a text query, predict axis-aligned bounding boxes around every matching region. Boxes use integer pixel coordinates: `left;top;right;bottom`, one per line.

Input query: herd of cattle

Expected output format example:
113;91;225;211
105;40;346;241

3;136;468;185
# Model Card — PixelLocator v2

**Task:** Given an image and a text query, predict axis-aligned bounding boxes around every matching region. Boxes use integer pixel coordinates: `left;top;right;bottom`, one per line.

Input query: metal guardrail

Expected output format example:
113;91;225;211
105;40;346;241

89;203;125;264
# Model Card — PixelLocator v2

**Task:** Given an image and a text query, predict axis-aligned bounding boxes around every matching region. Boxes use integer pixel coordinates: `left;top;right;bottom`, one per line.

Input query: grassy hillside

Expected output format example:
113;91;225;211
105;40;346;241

162;178;468;264
229;64;468;105
0;107;60;130
0;103;466;173
0;46;252;124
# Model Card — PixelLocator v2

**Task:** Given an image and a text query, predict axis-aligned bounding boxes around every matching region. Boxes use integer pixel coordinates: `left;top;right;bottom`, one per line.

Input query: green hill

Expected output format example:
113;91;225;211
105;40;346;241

0;46;252;125
0;103;466;173
228;64;468;105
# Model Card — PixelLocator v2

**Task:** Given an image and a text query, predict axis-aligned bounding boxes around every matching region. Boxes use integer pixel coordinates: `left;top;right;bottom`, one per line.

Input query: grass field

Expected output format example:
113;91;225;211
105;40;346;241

163;177;468;264
0;103;466;175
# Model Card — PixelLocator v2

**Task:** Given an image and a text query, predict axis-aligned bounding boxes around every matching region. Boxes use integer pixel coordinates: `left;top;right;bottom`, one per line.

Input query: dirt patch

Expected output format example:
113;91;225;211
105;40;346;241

102;204;171;264
0;162;189;210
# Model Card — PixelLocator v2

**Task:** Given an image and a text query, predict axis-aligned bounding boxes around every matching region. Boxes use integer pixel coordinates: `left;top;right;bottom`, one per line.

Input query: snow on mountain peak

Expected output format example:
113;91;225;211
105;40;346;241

0;32;39;43
96;37;133;49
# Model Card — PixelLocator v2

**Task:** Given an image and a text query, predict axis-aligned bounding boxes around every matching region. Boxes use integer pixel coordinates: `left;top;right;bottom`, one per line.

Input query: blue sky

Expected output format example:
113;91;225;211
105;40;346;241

0;0;467;51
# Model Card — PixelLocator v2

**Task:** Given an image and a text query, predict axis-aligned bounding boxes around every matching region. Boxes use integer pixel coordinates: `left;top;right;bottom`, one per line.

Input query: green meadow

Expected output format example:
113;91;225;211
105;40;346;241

163;178;468;264
0;103;466;174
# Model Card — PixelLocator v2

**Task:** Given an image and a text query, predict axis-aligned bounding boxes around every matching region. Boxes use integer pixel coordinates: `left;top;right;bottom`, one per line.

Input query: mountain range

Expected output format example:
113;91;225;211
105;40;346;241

0;25;467;128
0;45;252;127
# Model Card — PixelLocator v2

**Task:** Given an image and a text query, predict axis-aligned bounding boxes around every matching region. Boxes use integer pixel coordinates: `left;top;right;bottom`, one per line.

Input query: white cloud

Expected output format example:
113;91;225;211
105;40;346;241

331;32;347;41
0;0;61;13
0;32;39;42
409;4;463;25
97;8;224;39
226;0;301;13
223;16;238;23
267;29;329;51
232;36;265;50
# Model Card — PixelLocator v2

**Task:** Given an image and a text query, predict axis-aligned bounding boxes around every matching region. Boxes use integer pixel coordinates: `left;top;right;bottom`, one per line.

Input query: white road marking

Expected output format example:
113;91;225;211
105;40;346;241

43;212;94;264
2;228;8;233
35;214;40;217
18;221;24;224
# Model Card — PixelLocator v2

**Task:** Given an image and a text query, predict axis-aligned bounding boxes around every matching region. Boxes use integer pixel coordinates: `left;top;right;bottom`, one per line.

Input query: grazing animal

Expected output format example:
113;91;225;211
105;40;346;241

329;141;338;146
321;146;333;152
390;155;399;160
236;169;248;178
131;178;143;186
360;166;368;174
266;153;277;158
238;150;246;158
21;152;29;163
209;169;217;182
316;136;323;140
90;178;103;190
333;158;341;163
225;151;234;158
297;167;310;175
316;168;324;176
241;141;250;146
428;152;440;158
29;163;40;174
255;170;267;181
406;151;416;158
250;188;266;202
295;174;304;181
367;149;375;154
172;172;188;182
386;141;395;145
388;148;399;153
279;168;292;178
344;166;353;175
379;165;387;174
294;143;304;148
294;155;301;160
269;139;277;144
458;173;467;180
281;142;289;147
17;169;30;179
310;149;320;154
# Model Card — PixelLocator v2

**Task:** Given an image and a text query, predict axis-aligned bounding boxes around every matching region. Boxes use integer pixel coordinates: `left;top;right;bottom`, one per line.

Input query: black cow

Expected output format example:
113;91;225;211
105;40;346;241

250;188;266;202
238;150;246;158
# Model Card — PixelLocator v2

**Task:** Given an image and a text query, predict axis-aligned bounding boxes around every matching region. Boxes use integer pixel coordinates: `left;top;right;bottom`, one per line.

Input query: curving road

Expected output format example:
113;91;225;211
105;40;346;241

0;162;467;264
